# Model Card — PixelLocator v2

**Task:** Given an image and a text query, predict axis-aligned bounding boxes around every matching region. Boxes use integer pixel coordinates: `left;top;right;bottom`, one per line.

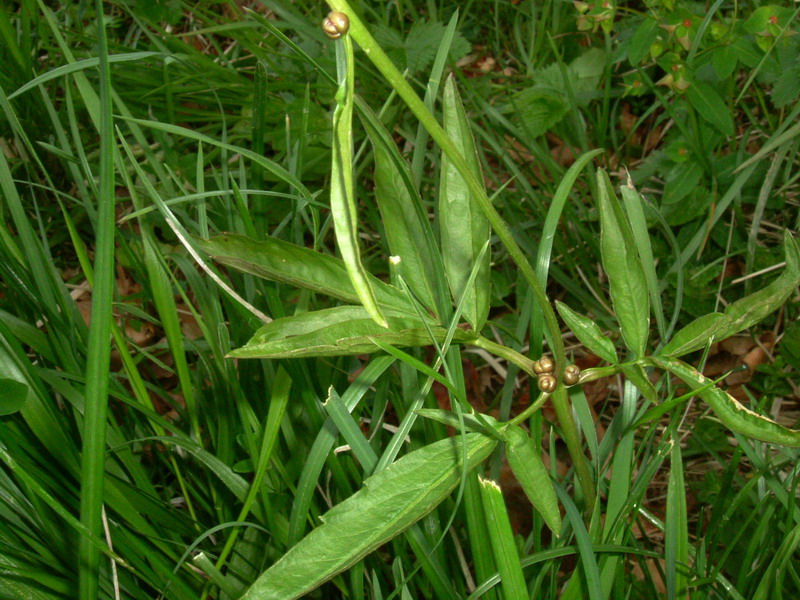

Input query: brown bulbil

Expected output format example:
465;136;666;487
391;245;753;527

322;11;349;39
537;374;557;393
563;364;581;385
537;356;555;374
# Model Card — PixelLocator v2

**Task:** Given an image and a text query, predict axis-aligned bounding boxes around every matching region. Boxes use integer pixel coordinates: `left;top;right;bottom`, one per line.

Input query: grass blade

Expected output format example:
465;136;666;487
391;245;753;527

478;477;528;600
78;4;115;597
530;148;602;355
665;441;689;600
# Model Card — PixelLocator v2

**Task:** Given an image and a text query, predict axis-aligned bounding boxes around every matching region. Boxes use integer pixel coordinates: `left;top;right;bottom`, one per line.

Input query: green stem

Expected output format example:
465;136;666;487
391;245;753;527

471;336;538;376
507;391;550;428
578;364;623;385
551;385;596;508
324;0;594;506
474;332;594;506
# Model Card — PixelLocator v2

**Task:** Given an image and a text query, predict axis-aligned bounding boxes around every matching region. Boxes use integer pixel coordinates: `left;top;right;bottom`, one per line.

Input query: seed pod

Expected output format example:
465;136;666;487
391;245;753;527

537;374;557;393
563;364;581;385
533;360;543;374
322;11;349;39
538;356;555;374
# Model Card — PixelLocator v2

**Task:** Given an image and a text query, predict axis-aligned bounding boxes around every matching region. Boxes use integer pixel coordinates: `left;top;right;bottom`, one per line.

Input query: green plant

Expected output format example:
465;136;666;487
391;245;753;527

189;5;800;598
1;1;799;599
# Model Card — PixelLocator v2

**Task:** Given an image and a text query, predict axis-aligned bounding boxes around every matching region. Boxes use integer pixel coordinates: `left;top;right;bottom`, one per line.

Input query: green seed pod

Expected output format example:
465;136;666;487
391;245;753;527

322;11;349;39
537;374;557;393
563;364;581;385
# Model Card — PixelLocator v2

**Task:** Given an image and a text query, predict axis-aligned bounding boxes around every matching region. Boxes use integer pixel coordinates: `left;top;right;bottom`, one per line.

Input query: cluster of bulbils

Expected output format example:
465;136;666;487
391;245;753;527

322;11;350;39
533;357;581;393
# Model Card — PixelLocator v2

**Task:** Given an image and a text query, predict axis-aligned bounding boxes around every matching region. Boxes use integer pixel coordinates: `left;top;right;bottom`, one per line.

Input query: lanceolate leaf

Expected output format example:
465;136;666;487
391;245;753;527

649;356;800;447
228;306;475;359
359;99;443;317
196;234;418;317
595;170;650;358
556;301;618;364
717;230;799;333
240;433;497;600
331;36;387;327
503;425;562;535
439;75;491;332
658;313;727;358
660;231;800;357
620;363;657;404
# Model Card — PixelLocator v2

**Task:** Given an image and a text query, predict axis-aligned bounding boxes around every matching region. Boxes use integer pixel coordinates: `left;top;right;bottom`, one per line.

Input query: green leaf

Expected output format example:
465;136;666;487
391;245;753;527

650;356;800;447
478;477;529;600
711;45;738;80
730;36;761;68
509;86;569;137
229;306;473;359
620;363;658;404
331;37;387;328
686;81;733;136
662;161;704;205
743;5;795;34
0;378;28;415
628;18;659;65
620;181;666;338
324;388;378;474
503;425;562;535
530;148;604;357
722;230;800;331
595;170;650;358
659;313;727;357
439;75;491;331
556;301;618;364
359;100;442;316
404;19;445;74
241;433;497;600
196;234;418;316
772;61;800;108
415;409;503;438
661;231;800;357
8;52;163;101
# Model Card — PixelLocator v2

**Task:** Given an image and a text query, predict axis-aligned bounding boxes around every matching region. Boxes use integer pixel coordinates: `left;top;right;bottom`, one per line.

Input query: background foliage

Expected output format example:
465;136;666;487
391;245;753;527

0;0;798;598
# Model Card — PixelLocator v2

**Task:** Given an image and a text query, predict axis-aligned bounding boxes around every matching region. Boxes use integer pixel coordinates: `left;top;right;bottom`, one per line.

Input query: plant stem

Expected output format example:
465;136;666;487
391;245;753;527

471;335;538;376
324;0;594;505
578;364;624;384
551;385;596;508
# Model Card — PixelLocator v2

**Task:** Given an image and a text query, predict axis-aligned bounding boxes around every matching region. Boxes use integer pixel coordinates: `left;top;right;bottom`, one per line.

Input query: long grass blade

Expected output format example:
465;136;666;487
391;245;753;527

78;4;116;597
